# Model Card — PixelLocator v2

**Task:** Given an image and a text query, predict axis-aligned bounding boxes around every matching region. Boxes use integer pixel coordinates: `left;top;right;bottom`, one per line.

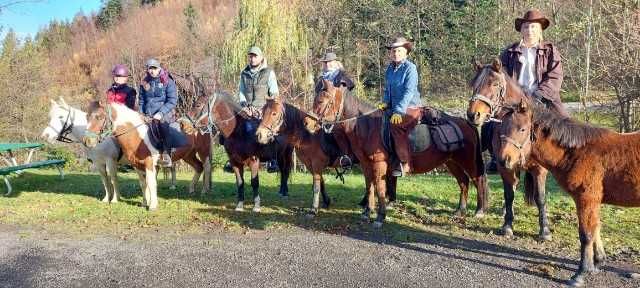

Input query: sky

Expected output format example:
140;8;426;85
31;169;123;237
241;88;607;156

0;0;103;39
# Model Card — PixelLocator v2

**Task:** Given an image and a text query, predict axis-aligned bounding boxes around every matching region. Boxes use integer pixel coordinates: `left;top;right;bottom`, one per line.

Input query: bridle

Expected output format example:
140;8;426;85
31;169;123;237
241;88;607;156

469;69;507;121
258;101;286;139
314;86;344;133
499;108;535;167
50;106;75;143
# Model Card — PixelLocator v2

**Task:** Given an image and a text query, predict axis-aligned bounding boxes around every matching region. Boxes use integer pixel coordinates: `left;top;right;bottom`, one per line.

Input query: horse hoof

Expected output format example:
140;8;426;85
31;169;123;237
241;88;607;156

252;206;261;213
474;211;485;218
453;209;466;217
235;202;244;212
169;185;177;190
101;198;109;203
386;202;395;211
280;195;289;200
360;213;370;221
110;199;118;204
538;233;552;242
147;206;157;212
372;221;383;229
305;213;316;220
567;276;585;287
500;227;514;238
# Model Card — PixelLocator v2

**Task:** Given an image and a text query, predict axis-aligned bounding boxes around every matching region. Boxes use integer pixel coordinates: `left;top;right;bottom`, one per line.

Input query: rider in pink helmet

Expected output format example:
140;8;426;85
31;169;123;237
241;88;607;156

106;64;137;110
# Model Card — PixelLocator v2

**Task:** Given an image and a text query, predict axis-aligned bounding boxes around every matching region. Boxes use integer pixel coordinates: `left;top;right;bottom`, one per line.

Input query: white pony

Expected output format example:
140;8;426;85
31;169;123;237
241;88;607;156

41;98;125;202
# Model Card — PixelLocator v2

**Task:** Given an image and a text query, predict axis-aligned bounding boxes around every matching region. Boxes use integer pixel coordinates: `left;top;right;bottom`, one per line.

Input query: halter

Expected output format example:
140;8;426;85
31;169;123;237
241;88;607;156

498;108;535;167
85;104;142;143
469;69;507;121
314;87;378;133
259;101;286;139
50;106;76;143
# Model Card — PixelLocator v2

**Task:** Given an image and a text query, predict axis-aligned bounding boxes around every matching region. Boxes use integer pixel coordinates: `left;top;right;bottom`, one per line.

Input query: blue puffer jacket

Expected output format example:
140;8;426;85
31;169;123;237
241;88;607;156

139;70;178;121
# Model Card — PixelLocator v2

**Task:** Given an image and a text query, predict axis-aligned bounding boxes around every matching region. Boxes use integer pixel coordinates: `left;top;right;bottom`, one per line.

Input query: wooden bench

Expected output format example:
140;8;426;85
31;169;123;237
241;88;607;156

0;143;66;196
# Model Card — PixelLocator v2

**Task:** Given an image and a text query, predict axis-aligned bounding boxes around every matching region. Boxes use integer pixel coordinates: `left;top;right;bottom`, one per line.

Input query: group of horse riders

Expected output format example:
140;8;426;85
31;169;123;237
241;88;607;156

102;9;566;177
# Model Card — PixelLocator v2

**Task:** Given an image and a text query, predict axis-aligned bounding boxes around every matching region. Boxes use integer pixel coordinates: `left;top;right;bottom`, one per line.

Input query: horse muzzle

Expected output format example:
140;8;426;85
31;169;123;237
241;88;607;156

255;127;274;145
467;110;487;127
82;134;99;148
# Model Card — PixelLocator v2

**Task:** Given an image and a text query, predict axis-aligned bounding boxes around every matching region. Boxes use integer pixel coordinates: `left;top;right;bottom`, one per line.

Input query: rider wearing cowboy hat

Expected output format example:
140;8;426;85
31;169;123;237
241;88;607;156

379;37;422;177
500;9;568;117
314;52;356;169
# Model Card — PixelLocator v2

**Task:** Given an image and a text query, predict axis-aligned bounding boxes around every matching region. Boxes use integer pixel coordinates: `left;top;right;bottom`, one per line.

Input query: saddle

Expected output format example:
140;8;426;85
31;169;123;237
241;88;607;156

382;107;465;154
147;119;189;151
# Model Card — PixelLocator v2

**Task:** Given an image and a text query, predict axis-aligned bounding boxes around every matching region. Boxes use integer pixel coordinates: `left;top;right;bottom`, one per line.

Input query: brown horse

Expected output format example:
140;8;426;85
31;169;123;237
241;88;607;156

305;80;488;228
83;101;208;210
467;59;552;241
185;92;294;212
254;97;346;216
498;99;640;286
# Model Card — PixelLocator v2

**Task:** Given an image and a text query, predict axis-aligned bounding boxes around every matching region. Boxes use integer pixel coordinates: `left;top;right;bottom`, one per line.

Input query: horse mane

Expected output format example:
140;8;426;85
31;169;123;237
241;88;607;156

341;88;377;115
531;103;609;149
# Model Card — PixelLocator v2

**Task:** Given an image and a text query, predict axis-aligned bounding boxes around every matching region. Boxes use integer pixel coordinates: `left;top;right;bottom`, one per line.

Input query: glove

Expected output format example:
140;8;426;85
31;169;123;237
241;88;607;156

390;113;403;125
377;103;388;111
153;113;163;120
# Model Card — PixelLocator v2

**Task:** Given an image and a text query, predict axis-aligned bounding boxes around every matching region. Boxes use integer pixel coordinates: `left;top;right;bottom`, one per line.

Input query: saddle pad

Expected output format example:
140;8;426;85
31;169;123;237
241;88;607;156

429;120;464;152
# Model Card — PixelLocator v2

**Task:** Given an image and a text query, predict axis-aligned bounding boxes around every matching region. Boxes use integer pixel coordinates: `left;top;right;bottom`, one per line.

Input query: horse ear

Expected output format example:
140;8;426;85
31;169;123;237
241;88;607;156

50;99;58;106
322;79;333;91
472;59;483;72
58;97;68;107
518;99;528;112
491;58;502;72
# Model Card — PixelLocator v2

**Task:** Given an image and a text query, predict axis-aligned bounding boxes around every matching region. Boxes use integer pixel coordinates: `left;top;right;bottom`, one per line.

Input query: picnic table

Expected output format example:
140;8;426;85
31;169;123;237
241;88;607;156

0;143;65;195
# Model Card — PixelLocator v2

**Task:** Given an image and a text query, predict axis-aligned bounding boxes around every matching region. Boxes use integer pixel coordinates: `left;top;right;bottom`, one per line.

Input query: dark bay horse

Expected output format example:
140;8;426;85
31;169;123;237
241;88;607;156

255;97;345;216
498;99;640;287
186;92;293;212
306;80;488;228
467;59;552;241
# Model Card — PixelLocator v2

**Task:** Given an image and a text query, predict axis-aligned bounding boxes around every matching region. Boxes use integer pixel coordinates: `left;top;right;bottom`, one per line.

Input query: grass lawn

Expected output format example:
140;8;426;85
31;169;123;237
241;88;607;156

1;168;639;263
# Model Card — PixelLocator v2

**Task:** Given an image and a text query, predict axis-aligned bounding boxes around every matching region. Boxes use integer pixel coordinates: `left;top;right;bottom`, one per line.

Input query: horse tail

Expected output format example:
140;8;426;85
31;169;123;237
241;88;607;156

524;171;537;206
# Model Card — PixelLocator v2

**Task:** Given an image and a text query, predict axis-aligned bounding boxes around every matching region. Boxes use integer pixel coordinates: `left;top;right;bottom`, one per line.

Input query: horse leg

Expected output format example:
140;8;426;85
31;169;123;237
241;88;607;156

136;170;148;207
96;163;111;203
278;146;293;198
386;175;397;210
531;167;552;241
473;174;490;217
499;169;518;238
106;159;119;203
360;166;374;221
569;197;601;287
593;223;606;268
250;159;261;212
182;153;203;195
202;155;211;194
307;172;322;218
146;164;158;211
169;164;177;190
320;176;330;208
372;161;387;229
448;162;470;217
233;163;245;211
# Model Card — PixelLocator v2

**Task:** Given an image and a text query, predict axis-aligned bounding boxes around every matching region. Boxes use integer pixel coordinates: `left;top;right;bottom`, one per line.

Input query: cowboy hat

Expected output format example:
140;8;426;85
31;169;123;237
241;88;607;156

385;37;413;52
515;9;550;32
319;52;338;62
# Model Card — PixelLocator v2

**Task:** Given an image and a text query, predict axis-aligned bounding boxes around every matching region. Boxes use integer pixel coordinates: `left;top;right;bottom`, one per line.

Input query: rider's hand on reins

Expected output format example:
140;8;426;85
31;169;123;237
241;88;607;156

390;113;403;124
377;102;388;111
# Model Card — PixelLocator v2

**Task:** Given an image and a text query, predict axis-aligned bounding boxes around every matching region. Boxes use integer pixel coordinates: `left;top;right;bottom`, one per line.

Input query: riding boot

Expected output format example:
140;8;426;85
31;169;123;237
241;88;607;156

391;161;410;177
267;159;279;173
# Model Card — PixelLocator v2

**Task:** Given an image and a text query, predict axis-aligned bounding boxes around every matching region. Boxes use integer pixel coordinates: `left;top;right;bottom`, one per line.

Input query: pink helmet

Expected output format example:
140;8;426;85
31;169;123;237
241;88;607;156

112;64;129;77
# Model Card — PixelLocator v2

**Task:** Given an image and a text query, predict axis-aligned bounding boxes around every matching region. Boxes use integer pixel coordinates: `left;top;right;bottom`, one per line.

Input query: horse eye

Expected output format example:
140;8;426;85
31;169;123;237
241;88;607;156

272;112;277;116
58;116;64;119
519;128;527;133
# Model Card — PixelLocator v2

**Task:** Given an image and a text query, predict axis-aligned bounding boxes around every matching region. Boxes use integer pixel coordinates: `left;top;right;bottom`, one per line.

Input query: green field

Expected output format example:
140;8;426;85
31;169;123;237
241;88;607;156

1;168;639;263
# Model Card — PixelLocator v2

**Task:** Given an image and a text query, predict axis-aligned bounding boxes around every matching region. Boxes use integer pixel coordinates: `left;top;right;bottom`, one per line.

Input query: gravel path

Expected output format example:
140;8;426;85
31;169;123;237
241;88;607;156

0;224;637;288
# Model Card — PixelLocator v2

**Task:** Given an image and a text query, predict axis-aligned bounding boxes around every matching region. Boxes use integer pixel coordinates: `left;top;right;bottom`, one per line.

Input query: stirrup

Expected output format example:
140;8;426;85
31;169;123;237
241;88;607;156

159;153;173;167
339;155;353;170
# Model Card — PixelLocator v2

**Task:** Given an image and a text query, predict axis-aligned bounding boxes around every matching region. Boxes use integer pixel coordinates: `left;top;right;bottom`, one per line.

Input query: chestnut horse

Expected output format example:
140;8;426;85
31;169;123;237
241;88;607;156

498;99;640;286
306;80;488;228
185;92;294;212
467;59;552;241
83;101;208;210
